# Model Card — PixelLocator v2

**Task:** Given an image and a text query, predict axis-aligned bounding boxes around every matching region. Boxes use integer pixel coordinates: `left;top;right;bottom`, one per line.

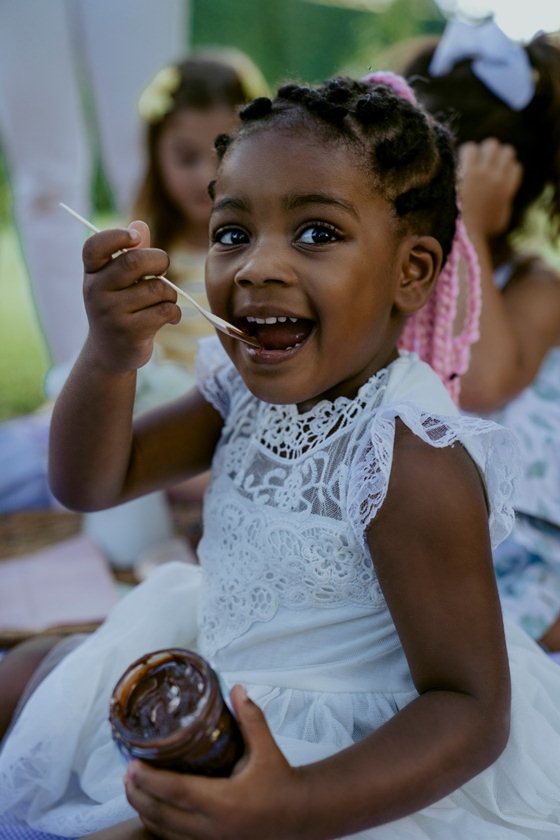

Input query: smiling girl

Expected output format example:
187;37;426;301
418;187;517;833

1;74;560;840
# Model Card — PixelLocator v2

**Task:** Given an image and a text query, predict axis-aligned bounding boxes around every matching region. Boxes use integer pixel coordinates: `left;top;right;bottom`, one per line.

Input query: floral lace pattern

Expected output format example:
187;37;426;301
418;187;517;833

197;368;390;655
348;401;518;553
197;339;518;656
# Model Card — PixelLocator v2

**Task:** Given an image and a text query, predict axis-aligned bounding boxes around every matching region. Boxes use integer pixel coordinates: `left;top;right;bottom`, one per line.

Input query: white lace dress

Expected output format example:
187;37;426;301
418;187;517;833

1;338;560;839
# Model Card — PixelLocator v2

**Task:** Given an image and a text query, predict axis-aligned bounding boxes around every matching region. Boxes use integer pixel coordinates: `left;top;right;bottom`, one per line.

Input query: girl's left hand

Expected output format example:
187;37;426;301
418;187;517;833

124;685;308;840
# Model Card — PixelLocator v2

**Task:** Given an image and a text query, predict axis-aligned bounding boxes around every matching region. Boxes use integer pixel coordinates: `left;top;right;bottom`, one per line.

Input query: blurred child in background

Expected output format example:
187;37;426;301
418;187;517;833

402;19;560;651
132;48;270;413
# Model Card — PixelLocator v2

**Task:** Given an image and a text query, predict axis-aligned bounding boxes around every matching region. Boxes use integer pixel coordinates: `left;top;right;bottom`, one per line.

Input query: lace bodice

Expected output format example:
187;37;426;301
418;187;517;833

196;338;518;657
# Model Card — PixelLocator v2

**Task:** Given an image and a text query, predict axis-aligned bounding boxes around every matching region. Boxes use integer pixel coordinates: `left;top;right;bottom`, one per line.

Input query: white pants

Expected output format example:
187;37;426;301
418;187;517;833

0;0;189;366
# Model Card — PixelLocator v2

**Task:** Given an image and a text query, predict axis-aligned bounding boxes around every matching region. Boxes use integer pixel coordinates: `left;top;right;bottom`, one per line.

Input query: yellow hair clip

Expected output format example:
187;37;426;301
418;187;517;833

138;66;181;123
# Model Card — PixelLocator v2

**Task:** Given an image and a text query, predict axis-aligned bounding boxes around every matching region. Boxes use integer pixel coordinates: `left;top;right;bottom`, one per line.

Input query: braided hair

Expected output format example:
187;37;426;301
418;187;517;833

213;72;481;402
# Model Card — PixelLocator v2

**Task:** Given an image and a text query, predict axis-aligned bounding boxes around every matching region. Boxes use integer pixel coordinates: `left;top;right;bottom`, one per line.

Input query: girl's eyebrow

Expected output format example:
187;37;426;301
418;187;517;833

211;192;359;218
285;192;359;218
211;196;250;214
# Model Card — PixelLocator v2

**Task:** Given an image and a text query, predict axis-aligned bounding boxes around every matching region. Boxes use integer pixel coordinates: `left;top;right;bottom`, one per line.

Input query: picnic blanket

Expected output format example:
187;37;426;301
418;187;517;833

0;817;68;840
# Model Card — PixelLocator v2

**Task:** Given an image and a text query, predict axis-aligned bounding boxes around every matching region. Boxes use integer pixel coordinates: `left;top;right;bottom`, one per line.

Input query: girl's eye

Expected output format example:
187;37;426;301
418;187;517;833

297;223;340;245
214;227;249;246
171;144;200;167
176;152;199;167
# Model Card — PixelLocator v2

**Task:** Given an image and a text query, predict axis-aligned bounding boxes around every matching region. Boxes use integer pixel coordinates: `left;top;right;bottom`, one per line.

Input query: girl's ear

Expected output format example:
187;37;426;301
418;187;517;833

394;235;443;314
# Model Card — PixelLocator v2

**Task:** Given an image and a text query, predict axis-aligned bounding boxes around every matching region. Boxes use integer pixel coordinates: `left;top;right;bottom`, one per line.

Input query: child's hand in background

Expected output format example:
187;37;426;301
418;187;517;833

125;685;308;840
82;221;181;373
458;139;523;240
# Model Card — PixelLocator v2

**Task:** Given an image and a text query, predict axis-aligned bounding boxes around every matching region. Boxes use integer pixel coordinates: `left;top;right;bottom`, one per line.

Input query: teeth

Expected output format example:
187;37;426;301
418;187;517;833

246;315;296;325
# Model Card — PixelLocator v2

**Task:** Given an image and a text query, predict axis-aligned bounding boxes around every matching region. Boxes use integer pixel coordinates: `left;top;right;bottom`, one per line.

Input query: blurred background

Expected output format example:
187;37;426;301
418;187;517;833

0;0;557;420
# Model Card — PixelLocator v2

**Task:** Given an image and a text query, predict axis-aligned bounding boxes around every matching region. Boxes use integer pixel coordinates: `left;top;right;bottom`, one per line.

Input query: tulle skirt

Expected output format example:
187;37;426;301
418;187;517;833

0;562;559;838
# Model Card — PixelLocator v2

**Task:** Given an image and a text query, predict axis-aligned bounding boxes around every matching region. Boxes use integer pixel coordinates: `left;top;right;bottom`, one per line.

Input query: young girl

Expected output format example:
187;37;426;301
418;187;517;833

2;73;560;840
402;19;560;651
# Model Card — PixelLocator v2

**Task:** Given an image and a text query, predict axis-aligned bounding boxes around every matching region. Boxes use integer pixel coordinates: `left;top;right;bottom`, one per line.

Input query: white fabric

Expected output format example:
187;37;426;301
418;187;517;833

0;0;189;367
1;339;560;838
429;17;535;111
0;563;202;836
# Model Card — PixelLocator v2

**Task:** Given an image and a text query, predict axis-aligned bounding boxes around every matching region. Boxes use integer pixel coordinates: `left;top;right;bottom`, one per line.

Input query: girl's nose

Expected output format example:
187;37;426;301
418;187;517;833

234;242;296;288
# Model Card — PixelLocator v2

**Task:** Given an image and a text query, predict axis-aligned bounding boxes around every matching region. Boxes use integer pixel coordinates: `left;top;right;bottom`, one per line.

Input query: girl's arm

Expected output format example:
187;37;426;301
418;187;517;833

125;422;511;839
49;224;223;511
457;139;560;412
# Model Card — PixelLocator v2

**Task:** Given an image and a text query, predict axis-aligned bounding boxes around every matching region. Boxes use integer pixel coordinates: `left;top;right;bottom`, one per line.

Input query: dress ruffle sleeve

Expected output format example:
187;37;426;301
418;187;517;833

347;354;520;554
195;336;240;419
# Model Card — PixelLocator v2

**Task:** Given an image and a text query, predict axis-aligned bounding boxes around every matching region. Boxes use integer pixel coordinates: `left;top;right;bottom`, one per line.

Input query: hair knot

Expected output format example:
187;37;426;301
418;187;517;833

355;91;394;126
277;83;307;102
310;98;348;124
239;96;273;120
324;78;355;105
214;133;232;157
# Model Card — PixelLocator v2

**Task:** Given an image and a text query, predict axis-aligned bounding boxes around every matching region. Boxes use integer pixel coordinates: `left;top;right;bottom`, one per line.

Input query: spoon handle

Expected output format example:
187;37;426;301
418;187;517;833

59;203;259;348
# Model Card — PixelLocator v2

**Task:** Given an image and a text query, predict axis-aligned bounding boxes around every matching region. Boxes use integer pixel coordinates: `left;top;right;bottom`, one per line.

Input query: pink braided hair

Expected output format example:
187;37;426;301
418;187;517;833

362;71;482;403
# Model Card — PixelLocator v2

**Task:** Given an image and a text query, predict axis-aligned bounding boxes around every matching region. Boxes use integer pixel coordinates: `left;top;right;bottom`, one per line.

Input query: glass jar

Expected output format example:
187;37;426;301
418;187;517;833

109;648;245;777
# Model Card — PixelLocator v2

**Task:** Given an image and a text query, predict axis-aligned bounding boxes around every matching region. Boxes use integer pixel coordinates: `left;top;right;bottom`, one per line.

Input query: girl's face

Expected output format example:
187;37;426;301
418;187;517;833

157;106;239;234
206;128;414;412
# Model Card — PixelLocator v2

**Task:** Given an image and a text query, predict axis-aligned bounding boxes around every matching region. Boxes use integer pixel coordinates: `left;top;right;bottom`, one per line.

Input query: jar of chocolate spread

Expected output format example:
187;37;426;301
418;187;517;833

109;648;245;776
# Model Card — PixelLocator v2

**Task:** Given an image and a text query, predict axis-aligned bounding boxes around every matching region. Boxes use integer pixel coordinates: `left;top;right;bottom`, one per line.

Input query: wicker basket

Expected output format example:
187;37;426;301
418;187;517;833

0;502;202;646
0;510;83;560
0;500;203;562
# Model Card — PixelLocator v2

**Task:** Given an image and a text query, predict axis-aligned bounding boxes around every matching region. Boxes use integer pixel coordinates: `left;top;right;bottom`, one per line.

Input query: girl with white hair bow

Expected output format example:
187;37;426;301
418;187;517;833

402;18;560;653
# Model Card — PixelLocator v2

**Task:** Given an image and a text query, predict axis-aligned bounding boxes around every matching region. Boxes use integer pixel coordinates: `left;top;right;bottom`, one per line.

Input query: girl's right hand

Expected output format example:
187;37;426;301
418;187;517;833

82;221;181;372
458;139;523;239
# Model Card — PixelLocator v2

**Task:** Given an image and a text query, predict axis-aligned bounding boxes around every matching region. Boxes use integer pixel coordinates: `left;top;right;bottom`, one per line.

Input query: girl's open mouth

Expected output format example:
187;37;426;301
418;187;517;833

238;315;315;355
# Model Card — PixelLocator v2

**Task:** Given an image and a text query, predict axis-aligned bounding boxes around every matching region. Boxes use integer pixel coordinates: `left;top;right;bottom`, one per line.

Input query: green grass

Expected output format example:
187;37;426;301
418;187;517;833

0;223;50;420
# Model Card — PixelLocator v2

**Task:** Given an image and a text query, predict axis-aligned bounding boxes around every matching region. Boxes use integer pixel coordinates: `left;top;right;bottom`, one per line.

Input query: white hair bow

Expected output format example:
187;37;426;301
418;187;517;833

429;17;535;111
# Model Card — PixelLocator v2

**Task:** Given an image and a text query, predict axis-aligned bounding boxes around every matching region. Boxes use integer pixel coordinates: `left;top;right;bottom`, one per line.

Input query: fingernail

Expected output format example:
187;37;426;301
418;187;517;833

128;228;141;242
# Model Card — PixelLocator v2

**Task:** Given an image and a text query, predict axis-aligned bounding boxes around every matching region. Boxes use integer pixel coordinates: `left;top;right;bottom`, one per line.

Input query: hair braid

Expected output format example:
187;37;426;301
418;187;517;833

364;73;481;402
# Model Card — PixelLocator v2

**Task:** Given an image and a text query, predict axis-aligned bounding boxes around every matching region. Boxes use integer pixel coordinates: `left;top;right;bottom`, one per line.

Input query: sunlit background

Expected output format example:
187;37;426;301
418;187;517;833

308;0;559;39
434;0;559;39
